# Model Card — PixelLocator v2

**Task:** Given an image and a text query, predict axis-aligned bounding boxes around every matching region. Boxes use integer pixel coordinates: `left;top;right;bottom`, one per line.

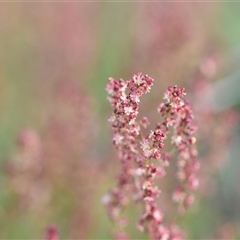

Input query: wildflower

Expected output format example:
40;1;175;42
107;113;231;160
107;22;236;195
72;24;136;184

104;73;198;239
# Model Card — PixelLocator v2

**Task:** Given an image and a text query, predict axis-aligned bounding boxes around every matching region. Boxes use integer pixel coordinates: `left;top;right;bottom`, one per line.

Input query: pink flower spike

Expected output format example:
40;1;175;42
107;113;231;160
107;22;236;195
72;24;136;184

104;74;198;239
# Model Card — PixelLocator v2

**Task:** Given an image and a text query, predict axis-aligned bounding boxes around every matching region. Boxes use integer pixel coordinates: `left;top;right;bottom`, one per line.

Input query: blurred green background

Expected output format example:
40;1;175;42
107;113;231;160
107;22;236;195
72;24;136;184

0;2;240;239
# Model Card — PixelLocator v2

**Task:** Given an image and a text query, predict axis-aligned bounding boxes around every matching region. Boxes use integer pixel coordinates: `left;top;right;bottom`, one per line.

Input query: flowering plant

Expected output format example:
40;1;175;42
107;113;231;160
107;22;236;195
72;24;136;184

103;73;199;240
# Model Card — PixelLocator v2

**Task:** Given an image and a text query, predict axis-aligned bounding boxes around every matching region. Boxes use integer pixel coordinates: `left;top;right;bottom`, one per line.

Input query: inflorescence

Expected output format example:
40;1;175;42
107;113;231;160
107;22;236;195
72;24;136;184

103;73;199;240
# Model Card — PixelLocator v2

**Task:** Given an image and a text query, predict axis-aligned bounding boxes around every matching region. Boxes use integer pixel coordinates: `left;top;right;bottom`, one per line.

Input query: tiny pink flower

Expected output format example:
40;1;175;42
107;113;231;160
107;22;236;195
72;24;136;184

133;72;144;85
113;133;124;145
124;106;134;116
171;135;182;146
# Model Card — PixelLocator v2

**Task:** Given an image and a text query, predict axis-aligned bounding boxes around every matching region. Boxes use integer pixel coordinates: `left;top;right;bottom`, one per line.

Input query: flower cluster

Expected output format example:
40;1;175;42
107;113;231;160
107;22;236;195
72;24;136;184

6;79;99;239
6;129;50;211
158;86;199;214
103;73;199;239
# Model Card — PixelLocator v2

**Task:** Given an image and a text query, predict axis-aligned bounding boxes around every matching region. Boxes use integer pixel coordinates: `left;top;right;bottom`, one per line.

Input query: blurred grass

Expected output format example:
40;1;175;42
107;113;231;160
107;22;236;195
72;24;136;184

220;3;240;48
88;2;133;117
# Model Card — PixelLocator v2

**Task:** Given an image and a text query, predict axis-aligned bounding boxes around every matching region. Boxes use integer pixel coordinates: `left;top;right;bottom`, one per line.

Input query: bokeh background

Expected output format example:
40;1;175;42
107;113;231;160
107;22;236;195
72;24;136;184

1;2;240;239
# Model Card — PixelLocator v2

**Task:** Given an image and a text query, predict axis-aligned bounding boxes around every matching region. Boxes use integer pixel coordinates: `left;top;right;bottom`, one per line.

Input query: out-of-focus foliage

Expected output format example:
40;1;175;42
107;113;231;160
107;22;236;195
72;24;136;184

0;2;239;239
